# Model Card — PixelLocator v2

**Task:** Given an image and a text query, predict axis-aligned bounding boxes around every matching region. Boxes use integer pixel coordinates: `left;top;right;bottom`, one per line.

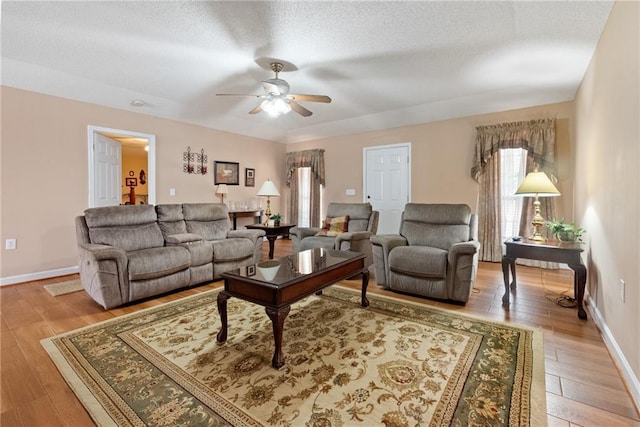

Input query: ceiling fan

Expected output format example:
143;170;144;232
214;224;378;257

216;62;331;117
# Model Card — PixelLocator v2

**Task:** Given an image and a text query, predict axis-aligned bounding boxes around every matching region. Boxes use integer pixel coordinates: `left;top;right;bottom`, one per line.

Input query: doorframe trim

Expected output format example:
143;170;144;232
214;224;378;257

362;142;412;203
87;125;157;207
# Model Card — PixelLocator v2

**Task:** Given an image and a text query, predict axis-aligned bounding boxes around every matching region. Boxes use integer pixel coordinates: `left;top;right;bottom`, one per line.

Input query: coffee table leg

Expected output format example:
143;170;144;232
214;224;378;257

216;291;230;343
361;269;370;307
265;305;290;369
267;236;277;259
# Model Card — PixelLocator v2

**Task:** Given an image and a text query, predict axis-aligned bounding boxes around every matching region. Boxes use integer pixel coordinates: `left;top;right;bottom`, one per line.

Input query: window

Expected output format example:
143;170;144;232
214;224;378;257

297;167;311;227
500;148;527;241
296;167;322;228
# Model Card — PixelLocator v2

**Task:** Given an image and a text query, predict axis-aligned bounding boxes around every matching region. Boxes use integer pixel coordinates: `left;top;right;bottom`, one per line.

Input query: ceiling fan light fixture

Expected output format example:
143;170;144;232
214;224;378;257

261;96;291;117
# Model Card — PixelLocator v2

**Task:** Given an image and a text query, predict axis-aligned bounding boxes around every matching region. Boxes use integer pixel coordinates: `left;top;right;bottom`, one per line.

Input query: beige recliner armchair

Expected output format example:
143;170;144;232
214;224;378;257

371;203;480;304
289;203;379;267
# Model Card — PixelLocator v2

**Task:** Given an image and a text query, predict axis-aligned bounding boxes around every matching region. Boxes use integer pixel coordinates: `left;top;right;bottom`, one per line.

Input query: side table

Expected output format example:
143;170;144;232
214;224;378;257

228;210;263;230
502;238;587;319
245;223;296;259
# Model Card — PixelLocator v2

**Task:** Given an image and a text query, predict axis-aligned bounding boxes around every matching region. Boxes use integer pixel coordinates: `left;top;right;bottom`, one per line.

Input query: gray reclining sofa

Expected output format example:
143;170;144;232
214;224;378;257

75;203;265;309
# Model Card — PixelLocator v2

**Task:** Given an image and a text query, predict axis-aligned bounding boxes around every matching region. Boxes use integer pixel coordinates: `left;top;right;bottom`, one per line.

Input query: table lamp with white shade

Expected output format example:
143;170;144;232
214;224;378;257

215;184;228;203
257;179;280;225
515;170;560;242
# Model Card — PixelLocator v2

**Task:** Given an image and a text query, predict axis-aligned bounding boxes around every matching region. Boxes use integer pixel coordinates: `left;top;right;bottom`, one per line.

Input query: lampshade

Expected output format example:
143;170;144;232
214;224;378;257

257;180;280;197
515;171;560;197
515;171;560;242
215;184;229;195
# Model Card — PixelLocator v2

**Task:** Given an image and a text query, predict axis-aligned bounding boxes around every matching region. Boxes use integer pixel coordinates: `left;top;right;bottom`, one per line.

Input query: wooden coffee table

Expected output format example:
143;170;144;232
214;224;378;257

216;248;369;369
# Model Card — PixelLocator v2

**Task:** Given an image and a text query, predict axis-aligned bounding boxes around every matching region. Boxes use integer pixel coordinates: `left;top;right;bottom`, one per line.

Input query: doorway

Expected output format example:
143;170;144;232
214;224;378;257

363;143;411;234
87;126;156;208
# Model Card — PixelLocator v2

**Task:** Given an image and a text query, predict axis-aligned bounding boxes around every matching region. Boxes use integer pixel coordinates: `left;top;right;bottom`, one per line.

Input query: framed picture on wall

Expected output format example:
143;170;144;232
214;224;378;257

125;177;138;187
214;161;240;185
245;168;255;187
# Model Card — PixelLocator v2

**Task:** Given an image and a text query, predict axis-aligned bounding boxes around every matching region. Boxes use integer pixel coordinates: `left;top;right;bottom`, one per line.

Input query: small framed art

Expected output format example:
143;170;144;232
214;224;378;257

125;177;138;187
214;161;240;185
245;168;255;187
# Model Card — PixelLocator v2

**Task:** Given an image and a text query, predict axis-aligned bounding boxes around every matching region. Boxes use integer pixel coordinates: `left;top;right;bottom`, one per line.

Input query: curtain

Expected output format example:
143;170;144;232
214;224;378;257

285;149;325;227
477;154;503;262
472;118;558;266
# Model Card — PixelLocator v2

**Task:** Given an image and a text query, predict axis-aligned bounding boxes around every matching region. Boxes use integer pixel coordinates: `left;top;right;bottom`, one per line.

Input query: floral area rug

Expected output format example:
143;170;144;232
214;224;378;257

42;286;546;426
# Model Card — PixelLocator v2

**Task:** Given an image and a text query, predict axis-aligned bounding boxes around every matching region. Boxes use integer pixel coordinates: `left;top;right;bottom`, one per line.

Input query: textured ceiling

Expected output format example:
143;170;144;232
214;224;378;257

1;1;613;143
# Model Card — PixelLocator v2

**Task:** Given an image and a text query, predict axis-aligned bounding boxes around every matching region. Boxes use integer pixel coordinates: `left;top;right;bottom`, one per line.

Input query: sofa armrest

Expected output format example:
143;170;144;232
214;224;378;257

78;242;128;262
227;229;266;263
227;229;266;243
289;227;321;239
370;234;408;287
448;241;480;262
77;243;129;309
370;234;408;252
336;231;372;244
165;233;203;245
289;227;321;252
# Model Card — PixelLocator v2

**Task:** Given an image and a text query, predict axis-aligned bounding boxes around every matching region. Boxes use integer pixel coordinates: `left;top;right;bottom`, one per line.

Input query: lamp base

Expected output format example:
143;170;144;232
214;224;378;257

529;197;547;242
263;197;272;226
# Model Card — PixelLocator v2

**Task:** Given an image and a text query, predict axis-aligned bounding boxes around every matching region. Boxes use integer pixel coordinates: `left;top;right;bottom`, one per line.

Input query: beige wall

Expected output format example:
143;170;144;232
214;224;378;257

286;102;574;224
0;87;286;280
574;0;640;387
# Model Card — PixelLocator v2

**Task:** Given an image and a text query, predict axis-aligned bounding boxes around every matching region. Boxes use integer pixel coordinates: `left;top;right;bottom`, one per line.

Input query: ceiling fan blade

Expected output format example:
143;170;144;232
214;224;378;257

288;94;331;103
216;93;265;98
248;104;263;114
290;101;313;117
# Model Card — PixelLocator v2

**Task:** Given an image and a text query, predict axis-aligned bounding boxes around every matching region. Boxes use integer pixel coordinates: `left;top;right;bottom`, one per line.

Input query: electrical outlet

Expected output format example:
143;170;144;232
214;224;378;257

619;279;625;303
169;188;176;196
5;239;16;250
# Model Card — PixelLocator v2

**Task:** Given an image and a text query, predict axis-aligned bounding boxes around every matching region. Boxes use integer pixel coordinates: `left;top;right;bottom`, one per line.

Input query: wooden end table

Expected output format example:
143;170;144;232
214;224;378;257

217;248;369;369
228;209;263;230
502;237;587;319
245;223;295;259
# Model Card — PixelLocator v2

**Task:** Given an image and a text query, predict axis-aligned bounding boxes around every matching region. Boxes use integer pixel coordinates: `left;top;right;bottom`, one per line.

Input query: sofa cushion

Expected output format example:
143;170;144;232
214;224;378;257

210;239;254;262
156;204;187;237
400;203;472;250
127;246;190;281
85;205;157;227
401;223;470;251
389;246;448;279
183;203;231;241
89;222;165;252
315;215;349;237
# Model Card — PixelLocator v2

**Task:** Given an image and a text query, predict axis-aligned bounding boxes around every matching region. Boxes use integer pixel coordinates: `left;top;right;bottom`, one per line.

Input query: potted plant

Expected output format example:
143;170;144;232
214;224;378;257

270;213;282;226
545;218;585;243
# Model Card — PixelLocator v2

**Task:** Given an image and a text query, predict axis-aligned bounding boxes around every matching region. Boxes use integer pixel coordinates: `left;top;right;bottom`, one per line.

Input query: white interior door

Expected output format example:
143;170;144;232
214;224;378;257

364;143;411;234
91;133;122;207
88;125;157;208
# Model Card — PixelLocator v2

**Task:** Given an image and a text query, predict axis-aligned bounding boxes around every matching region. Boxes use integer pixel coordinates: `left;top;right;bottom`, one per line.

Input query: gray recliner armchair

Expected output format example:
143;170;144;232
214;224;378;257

289;203;379;267
371;203;480;304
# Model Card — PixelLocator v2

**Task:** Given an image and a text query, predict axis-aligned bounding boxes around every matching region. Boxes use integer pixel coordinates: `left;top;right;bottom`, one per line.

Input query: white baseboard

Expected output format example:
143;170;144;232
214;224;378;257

0;266;79;286
586;295;640;410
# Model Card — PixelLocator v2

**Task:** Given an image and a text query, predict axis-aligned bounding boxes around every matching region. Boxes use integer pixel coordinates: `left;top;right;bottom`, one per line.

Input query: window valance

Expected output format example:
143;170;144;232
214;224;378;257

285;149;325;187
471;118;556;181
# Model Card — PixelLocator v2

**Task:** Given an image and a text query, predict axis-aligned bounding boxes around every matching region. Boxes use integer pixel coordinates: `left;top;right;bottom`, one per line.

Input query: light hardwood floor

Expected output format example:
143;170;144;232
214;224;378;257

1;239;638;426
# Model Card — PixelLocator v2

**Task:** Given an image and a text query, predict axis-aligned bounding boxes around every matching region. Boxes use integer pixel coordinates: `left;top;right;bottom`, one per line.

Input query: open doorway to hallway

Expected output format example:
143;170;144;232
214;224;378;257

87;126;156;208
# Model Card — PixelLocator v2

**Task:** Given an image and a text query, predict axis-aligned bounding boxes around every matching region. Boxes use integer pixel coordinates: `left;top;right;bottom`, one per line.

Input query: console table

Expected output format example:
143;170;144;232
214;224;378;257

502;238;587;319
228;209;262;230
245;223;295;259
